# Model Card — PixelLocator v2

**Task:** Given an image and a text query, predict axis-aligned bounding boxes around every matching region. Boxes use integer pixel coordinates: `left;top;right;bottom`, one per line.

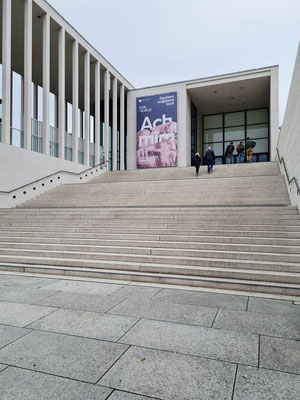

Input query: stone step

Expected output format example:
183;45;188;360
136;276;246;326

1;261;299;296
1;234;300;247
0;248;299;272
1;238;300;255
0;256;299;287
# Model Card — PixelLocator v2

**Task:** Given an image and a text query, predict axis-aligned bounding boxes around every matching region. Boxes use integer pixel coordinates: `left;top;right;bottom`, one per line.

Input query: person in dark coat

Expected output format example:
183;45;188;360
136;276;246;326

225;141;235;164
194;152;201;177
204;146;216;174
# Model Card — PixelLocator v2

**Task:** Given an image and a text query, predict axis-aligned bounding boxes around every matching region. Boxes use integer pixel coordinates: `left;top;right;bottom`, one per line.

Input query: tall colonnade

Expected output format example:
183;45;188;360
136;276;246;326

1;0;131;170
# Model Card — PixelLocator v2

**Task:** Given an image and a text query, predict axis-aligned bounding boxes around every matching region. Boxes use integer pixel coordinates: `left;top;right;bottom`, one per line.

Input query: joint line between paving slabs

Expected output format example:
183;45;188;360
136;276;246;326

258;335;261;368
210;308;219;328
32;290;64;305
231;364;239;400
95;345;132;385
23;307;59;329
116;318;142;343
105;297;132;314
245;296;250;311
0;328;33;352
106;388;158;400
148;287;163;300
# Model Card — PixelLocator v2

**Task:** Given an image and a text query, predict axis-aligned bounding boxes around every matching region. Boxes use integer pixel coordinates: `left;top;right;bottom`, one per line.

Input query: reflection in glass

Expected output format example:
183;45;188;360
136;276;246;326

252;138;268;153
247;124;268;139
225;112;244;127
203;114;222;129
225;126;245;141
204;128;222;142
247;109;268;124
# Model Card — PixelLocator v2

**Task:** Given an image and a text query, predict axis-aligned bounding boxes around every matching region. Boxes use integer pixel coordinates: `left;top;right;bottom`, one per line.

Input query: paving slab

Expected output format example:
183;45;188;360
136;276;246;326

152;288;248;311
0;325;30;349
108;286;162;302
0;367;112;400
109;391;156;400
99;346;236;400
248;297;300;317
0;330;128;383
109;299;217;327
234;365;300;400
260;336;300;375
28;309;138;341
41;279;123;295
0;285;58;304
0;274;58;288
0;302;57;327
35;291;122;313
119;319;258;366
0;364;8;373
213;309;300;339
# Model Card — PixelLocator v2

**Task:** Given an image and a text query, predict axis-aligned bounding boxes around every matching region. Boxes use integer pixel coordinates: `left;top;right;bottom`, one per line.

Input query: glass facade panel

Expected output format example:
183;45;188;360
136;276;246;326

203;114;222;129
204;128;222;142
224;112;244;127
204;142;223;156
252;138;268;153
247;109;268;124
225;140;243;154
224;126;245;141
247;124;268;139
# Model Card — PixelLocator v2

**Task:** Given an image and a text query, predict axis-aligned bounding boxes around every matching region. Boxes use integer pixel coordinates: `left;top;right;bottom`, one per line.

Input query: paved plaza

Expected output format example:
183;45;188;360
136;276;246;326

0;273;299;399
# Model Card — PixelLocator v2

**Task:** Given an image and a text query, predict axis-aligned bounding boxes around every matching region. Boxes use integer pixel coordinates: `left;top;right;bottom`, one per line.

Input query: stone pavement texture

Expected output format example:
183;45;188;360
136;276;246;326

0;273;299;400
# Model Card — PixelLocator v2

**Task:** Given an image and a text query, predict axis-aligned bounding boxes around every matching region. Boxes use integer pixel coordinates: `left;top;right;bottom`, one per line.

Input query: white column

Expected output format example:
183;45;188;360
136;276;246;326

94;61;100;165
24;0;32;150
112;77;118;171
270;68;279;161
42;13;50;155
58;27;65;159
84;51;90;166
120;83;125;170
2;0;12;144
72;40;79;163
104;69;110;169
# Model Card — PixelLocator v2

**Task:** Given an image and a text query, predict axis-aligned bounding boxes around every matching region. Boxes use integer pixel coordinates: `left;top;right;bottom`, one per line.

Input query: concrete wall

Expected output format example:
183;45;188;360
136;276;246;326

0;143;105;208
277;43;300;211
127;82;190;169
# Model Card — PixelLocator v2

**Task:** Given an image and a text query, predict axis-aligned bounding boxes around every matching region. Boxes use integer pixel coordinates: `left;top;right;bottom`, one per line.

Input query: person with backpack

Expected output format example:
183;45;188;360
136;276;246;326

236;141;245;163
225;141;235;164
194;152;201;177
245;137;256;163
204;146;215;174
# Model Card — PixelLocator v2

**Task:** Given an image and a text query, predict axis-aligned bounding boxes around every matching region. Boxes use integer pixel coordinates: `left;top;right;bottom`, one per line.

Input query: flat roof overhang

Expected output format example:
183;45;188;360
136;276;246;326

186;71;271;115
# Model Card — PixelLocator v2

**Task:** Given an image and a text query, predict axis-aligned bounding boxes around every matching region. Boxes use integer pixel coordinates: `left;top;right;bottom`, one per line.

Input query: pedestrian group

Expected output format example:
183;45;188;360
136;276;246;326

194;137;256;176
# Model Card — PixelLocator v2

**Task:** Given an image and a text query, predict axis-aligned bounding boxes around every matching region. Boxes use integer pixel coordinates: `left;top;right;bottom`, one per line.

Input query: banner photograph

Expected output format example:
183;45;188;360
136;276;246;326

136;92;177;168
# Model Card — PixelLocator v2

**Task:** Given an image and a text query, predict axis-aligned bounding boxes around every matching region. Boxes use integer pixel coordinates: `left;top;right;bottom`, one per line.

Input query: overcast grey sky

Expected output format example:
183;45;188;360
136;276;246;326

48;0;300;122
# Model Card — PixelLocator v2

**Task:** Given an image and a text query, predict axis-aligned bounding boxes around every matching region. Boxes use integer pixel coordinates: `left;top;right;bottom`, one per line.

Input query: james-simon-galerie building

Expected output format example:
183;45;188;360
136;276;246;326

0;0;299;210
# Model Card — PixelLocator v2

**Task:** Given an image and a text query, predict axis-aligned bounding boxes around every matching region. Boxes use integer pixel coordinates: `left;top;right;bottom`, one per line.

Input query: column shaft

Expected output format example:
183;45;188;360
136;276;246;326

72;40;79;163
112;77;118;171
120;83;125;170
24;0;32;150
58;27;65;159
42;13;50;155
2;0;11;144
104;70;110;169
84;51;90;166
94;61;100;165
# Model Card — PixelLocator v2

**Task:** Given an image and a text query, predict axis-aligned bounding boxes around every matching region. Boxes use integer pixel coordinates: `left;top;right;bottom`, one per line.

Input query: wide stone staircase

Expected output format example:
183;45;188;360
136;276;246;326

0;161;299;297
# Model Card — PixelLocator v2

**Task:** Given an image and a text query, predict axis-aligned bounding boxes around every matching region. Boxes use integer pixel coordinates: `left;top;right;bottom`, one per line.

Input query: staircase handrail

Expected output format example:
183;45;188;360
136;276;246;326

276;148;300;195
0;160;109;195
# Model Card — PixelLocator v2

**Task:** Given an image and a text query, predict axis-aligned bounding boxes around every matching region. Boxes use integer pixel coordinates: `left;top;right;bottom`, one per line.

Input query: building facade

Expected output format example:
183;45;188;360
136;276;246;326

0;0;279;178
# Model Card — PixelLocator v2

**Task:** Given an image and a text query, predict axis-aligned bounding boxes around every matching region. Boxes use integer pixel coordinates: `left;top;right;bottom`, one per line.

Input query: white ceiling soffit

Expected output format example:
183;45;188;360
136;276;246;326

187;75;270;115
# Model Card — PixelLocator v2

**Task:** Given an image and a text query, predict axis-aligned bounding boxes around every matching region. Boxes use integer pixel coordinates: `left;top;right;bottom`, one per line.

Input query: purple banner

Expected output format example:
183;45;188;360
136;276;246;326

136;92;177;168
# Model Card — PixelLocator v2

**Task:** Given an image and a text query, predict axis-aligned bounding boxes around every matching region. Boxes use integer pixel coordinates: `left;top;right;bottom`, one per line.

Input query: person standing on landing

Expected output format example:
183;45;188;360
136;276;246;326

236;141;245;163
194;153;201;177
204;146;215;174
245;137;256;163
225;141;235;164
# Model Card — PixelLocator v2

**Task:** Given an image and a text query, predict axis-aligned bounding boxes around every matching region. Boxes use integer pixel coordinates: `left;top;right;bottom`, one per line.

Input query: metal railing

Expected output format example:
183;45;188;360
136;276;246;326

277;148;300;195
0;160;109;197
